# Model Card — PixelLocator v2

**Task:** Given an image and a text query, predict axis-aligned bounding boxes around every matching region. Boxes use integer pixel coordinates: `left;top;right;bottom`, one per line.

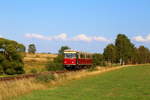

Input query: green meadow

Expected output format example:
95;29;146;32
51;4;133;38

16;65;150;100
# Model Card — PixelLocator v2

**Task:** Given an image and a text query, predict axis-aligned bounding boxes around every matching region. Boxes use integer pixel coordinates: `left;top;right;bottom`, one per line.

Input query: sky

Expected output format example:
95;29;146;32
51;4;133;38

0;0;150;53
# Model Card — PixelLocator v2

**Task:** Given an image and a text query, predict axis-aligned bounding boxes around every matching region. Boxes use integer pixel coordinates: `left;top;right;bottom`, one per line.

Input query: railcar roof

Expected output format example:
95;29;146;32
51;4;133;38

64;49;92;54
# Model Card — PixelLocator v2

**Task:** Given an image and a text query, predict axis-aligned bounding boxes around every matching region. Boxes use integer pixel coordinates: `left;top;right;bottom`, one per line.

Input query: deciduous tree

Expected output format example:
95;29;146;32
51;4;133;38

0;38;25;75
137;46;150;64
103;44;116;64
58;46;70;55
115;34;135;65
28;44;36;54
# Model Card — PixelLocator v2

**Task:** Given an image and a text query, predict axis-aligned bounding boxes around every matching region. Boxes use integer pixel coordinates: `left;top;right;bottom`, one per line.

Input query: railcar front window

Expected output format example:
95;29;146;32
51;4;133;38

65;53;76;58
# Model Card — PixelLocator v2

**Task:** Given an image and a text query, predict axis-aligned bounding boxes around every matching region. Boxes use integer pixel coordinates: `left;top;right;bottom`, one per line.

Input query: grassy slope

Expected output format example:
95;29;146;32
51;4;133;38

16;65;150;100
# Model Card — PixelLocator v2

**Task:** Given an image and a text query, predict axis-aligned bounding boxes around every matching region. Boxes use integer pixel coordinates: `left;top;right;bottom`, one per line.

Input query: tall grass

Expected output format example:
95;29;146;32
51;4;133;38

0;79;45;100
0;66;127;100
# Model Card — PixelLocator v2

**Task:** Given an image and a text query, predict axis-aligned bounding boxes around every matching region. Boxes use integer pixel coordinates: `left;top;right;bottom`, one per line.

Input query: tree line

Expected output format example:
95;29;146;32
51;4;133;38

27;34;150;66
46;34;150;70
99;34;150;66
0;34;149;75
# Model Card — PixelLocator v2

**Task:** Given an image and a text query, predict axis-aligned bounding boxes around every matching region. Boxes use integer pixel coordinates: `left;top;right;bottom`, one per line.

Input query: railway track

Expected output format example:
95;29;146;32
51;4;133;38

0;70;69;82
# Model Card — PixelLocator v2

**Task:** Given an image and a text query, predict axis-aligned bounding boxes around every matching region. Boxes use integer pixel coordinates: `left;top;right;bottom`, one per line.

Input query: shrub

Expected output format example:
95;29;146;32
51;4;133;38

46;61;64;71
5;68;16;75
46;54;64;71
36;74;55;83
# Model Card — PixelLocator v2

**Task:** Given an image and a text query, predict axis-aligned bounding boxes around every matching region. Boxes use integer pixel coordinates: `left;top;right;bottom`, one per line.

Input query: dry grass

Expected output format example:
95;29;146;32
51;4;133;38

23;53;57;73
24;53;57;62
24;62;47;73
0;66;128;100
0;79;46;100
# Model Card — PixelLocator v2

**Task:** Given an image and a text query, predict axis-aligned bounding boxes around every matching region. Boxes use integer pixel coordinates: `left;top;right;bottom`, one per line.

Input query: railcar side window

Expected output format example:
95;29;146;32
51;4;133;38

80;53;85;58
64;53;76;58
87;54;90;58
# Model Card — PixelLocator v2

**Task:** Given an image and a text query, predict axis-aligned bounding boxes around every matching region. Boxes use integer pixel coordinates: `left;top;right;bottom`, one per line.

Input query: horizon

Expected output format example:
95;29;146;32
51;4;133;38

0;0;150;53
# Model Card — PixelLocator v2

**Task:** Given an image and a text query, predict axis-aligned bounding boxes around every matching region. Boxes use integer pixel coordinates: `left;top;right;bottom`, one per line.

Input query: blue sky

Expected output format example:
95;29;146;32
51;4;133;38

0;0;150;53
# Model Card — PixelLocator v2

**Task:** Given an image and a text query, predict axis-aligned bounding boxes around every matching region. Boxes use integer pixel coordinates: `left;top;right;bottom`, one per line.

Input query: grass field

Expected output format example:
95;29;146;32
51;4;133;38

24;53;57;73
15;64;150;100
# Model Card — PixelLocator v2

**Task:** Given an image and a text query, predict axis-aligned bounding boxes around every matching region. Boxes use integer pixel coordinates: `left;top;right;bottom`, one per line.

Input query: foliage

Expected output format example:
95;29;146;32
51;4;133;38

103;44;116;64
28;44;36;54
0;38;25;75
115;34;135;65
46;46;70;71
102;34;150;65
36;74;55;83
17;44;26;52
92;53;105;66
46;55;64;71
58;46;70;55
136;46;150;64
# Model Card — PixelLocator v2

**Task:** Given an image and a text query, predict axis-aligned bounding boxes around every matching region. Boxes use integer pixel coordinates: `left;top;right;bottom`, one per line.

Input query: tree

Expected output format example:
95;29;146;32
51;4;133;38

130;47;139;64
92;53;105;66
137;46;150;64
115;34;135;65
28;44;36;54
17;44;26;52
103;44;116;64
58;46;70;55
0;38;25;75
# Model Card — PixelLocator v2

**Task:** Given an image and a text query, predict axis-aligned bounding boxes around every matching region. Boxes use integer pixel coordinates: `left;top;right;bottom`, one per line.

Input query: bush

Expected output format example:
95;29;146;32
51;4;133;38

5;68;16;75
36;74;55;83
46;54;64;71
30;68;37;74
46;61;64;71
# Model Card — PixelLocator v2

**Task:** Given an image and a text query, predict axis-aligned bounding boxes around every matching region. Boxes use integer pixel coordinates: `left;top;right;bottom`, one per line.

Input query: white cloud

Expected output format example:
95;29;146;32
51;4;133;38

25;33;68;41
72;34;109;42
133;34;150;42
93;36;109;42
25;33;109;42
54;33;67;40
25;33;51;40
72;34;92;42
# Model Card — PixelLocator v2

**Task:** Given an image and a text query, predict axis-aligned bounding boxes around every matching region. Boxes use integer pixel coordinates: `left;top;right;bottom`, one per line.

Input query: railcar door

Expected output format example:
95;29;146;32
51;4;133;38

76;53;79;65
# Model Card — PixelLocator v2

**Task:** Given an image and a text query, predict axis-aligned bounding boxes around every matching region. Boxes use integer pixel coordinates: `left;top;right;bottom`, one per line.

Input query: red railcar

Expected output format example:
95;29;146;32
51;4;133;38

63;50;92;69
